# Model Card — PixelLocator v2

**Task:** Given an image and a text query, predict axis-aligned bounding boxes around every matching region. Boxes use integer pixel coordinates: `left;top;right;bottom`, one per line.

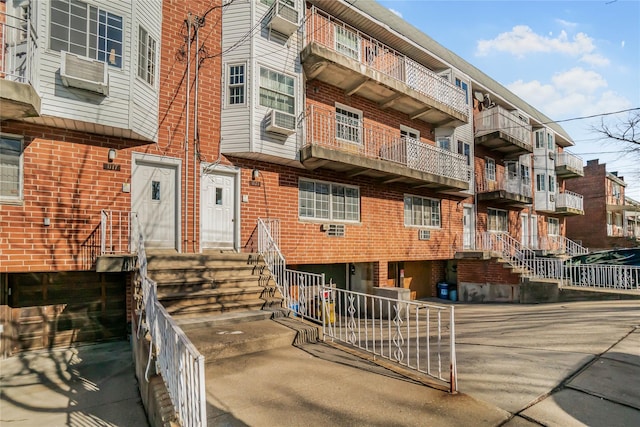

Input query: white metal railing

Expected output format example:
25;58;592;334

545;235;589;256
134;217;207;427
323;287;457;393
304;6;468;118
607;224;624;237
474;105;532;149
476;174;532;198
100;210;138;255
555;152;584;174
257;218;457;391
563;263;640;290
556;191;583;212
304;105;470;182
1;12;38;87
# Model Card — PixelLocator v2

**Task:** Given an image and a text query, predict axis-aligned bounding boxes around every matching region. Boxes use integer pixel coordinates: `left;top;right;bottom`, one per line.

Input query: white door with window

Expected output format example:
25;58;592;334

521;214;530;247
463;206;473;249
530;215;539;249
132;156;179;250
201;170;236;249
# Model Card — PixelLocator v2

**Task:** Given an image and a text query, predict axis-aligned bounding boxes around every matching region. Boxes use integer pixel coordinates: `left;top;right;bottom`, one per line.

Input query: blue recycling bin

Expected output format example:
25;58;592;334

437;282;449;299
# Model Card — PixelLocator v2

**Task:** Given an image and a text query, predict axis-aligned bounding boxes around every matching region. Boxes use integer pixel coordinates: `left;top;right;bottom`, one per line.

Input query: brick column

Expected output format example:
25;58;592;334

374;260;389;288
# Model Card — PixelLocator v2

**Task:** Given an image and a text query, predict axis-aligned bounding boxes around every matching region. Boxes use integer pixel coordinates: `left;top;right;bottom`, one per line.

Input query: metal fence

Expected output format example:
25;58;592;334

473;105;532;148
1;11;38;87
100;210;138;255
322;288;457;392
134;217;207;427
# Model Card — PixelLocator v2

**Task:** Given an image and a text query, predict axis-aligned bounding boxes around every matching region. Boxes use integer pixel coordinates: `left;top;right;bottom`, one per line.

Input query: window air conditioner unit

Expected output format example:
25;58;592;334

549;152;555;161
549;194;555;202
268;0;299;36
418;229;431;240
266;110;296;136
60;51;109;95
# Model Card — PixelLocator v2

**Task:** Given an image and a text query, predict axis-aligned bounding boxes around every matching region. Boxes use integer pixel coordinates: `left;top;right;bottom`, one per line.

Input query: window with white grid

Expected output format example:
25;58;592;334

488;208;508;232
259;67;295;114
548;217;559;236
138;26;157;86
404;195;441;228
299;179;360;221
335;104;362;144
0;136;23;203
227;64;246;106
485;158;496;181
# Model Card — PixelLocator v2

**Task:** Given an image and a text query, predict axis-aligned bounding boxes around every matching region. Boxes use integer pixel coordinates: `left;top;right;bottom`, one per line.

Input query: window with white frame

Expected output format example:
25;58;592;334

548;217;559;236
404;195;441;228
0;136;23;203
400;125;419;141
536;174;546;191
455;78;468;104
548;175;556;192
436;137;451;151
227;64;245;106
299;179;360;221
259;67;295;114
138;26;157;86
535;131;545;149
521;164;531;186
50;0;123;68
485;158;496;181
547;133;554;150
488;208;508;232
335;26;360;60
335;104;362;144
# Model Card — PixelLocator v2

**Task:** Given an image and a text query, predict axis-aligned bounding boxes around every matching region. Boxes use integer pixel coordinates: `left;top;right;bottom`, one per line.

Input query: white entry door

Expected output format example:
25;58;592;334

521;214;530;248
530;215;539;249
132;157;179;249
201;171;236;249
463;206;473;249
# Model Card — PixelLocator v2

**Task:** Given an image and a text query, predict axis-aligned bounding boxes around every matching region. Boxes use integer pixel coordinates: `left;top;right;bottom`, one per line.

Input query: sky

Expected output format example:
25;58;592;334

376;0;640;199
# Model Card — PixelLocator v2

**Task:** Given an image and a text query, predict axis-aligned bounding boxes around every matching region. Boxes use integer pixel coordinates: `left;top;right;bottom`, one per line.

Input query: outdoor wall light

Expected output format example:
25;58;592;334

108;148;117;162
252;169;259;181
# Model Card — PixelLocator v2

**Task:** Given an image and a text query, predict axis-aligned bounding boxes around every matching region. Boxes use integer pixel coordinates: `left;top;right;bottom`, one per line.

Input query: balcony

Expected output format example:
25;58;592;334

474;106;533;159
555;190;584;216
555;152;584;178
301;105;470;192
301;6;468;127
0;12;40;120
476;174;532;206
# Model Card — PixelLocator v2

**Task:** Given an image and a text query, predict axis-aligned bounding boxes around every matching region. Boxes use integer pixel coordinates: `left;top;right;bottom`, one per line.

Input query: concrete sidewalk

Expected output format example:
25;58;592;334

0;340;148;427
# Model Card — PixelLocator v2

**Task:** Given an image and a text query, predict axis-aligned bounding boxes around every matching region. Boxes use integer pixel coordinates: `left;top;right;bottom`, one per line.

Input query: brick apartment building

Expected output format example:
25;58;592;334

0;0;222;353
565;159;640;250
1;0;587;354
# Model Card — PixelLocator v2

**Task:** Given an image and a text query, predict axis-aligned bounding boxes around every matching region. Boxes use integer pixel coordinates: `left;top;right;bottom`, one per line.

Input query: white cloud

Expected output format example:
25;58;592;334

580;53;610;67
476;25;595;57
389;8;402;18
507;68;631;119
621;40;626;48
556;18;578;28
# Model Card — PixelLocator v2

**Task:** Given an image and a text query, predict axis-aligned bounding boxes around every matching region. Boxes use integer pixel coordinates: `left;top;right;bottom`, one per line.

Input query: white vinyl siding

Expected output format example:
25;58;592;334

0;136;23;203
299;179;360;222
488;208;508;232
404;195;441;228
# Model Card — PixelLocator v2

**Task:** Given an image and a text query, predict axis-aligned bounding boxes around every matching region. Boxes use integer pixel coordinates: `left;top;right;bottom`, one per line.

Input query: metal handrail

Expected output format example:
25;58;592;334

1;12;38;88
474;105;532;148
133;216;207;427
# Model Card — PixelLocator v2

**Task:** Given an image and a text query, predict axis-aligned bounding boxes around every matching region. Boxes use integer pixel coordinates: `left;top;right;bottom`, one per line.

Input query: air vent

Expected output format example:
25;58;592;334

268;0;299;36
549;194;555;202
327;224;345;237
60;51;109;95
266;110;296;135
418;229;431;240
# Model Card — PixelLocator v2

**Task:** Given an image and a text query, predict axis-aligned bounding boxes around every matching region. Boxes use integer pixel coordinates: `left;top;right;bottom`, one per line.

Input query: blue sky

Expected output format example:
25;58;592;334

377;0;640;199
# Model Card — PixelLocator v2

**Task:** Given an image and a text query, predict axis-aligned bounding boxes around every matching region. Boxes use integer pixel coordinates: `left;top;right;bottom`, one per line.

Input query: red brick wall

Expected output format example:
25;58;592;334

457;259;521;285
0;0;222;273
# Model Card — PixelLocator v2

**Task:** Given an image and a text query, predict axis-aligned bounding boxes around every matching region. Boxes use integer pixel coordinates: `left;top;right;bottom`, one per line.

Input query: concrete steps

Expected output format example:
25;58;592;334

146;251;282;319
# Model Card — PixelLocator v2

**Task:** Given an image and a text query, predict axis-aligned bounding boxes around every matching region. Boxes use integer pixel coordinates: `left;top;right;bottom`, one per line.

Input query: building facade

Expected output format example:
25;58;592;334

565;159;640;250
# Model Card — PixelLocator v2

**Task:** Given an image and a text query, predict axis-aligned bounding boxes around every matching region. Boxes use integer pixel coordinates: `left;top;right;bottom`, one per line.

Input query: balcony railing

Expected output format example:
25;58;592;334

476;174;532;198
303;105;470;183
1;12;38;87
555;151;583;175
304;6;468;119
556;190;583;212
474;105;532;149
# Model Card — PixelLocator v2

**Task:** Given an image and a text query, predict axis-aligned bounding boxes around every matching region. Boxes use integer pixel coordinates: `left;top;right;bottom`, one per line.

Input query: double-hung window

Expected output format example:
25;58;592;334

536;174;546;192
227;64;246;106
259;67;295;114
335;104;362;144
138;26;157;86
436;137;451;151
0;136;23;203
335;26;360;60
455;78;468;104
485;158;496;181
548;175;556;193
548;217;559;236
488;208;508;232
299;179;360;221
50;0;123;68
404;195;441;228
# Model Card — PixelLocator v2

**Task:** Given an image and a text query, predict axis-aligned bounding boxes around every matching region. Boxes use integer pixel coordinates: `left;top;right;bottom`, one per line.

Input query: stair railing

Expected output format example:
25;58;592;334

132;215;206;427
494;232;538;278
548;235;589;256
